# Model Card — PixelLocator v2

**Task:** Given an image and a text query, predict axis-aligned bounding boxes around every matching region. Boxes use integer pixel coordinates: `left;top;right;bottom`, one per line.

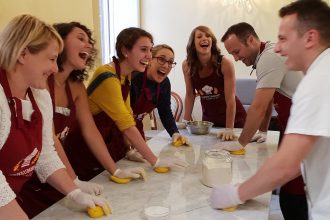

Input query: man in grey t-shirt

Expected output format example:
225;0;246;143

219;22;305;220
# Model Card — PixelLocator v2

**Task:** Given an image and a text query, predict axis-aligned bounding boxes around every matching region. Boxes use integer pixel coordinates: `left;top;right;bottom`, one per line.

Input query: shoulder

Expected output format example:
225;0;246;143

220;56;234;75
182;60;190;75
0;86;11;149
31;88;53;119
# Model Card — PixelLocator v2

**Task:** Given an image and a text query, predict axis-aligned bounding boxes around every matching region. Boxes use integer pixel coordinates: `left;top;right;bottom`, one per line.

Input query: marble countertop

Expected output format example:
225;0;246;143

33;128;279;220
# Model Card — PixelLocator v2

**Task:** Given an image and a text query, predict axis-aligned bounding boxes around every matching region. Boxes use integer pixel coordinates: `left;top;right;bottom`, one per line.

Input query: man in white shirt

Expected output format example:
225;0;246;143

211;1;330;219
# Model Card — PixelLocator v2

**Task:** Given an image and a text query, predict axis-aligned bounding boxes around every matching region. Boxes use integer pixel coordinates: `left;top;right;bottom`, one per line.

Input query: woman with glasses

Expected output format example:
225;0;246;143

64;29;188;176
128;45;188;161
183;26;246;141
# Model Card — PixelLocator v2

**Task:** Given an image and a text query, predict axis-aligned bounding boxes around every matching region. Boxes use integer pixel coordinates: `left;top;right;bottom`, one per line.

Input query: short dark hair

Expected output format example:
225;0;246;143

115;27;153;60
221;22;259;44
279;0;330;46
53;22;96;81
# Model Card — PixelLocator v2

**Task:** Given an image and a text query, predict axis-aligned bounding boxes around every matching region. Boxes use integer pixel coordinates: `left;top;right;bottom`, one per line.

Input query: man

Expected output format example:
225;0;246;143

211;1;330;220
220;22;305;219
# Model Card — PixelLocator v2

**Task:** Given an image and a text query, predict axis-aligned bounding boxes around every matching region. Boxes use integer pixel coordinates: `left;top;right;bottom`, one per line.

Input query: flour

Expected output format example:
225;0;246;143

202;156;232;187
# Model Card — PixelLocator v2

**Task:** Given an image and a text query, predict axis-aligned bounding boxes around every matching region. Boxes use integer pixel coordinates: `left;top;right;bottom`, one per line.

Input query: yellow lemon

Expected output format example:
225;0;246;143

229;148;246;155
222;206;237;212
110;175;132;184
154;167;170;173
173;138;184;147
87;205;111;218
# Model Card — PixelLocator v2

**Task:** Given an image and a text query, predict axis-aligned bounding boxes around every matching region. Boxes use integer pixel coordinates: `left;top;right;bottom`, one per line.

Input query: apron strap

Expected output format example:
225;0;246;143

87;72;117;96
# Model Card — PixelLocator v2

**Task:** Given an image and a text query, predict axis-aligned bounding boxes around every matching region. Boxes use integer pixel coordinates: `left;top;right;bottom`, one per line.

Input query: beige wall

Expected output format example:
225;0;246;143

0;0;102;68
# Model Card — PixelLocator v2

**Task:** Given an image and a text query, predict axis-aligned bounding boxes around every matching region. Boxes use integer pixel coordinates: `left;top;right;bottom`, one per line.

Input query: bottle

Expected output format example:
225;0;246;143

202;149;232;187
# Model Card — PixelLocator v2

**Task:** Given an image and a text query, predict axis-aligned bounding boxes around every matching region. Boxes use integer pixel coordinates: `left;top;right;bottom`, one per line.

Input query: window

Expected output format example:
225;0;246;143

99;0;140;64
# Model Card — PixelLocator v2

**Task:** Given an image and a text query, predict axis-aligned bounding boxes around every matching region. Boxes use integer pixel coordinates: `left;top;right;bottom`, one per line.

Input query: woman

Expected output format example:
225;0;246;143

64;28;188;176
130;44;188;151
0;15;109;220
19;22;137;218
182;26;246;140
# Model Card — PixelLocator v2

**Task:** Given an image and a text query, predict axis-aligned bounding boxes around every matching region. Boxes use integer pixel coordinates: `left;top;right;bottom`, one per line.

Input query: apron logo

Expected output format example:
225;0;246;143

12;147;40;173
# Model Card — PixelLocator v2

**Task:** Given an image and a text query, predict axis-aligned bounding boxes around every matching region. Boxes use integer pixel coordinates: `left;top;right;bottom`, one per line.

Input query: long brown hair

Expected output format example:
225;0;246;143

186;26;221;76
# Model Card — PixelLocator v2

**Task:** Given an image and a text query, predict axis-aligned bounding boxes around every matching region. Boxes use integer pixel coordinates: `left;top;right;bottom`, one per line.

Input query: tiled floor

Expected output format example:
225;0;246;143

269;194;284;220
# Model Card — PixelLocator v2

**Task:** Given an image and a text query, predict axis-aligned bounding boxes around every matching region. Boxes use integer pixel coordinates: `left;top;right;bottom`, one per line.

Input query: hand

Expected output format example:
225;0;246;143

126;148;146;163
67;189;111;214
251;131;267;143
74;177;104;196
172;133;191;146
217;128;237;141
213;140;244;152
210;184;244;209
154;157;189;168
113;167;145;179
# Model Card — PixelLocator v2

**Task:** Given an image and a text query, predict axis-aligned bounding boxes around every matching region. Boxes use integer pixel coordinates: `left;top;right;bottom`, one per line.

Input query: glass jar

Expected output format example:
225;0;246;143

201;149;232;187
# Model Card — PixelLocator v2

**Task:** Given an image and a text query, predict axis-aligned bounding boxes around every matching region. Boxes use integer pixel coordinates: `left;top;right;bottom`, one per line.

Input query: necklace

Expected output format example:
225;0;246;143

54;77;65;87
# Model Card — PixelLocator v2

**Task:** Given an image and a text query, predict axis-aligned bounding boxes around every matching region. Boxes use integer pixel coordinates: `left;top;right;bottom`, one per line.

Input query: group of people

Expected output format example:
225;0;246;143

0;0;329;219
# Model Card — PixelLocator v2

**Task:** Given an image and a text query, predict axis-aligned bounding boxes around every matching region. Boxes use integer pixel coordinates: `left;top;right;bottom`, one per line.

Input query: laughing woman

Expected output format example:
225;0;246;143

129;44;189;160
0;15;109;220
182;26;246;140
64;28;188;178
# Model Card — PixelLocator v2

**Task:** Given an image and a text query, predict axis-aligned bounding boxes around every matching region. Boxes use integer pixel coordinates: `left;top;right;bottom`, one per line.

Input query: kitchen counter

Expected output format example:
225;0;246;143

33;128;279;220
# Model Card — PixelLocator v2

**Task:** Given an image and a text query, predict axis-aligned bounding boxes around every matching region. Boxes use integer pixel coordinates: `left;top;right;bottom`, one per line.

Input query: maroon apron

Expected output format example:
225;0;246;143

191;58;246;127
18;75;77;218
273;92;305;195
132;71;160;139
64;57;130;181
0;70;42;209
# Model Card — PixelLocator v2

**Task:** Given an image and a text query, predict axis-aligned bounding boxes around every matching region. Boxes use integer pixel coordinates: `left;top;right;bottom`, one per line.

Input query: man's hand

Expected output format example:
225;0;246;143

210;184;244;209
251;131;267;143
217;128;237;141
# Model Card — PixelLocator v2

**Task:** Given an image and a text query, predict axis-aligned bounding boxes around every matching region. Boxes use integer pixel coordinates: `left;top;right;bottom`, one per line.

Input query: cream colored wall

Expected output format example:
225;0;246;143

140;0;295;98
0;0;102;70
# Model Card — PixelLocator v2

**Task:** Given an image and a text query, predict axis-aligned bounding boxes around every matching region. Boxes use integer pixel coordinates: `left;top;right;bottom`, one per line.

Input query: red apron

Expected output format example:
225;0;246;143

132;71;160;139
0;70;42;203
18;75;77;218
63;57;130;181
191;58;246;127
273;92;305;195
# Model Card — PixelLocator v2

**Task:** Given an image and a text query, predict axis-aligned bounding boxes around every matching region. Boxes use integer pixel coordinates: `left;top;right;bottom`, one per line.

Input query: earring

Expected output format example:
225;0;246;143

124;54;128;58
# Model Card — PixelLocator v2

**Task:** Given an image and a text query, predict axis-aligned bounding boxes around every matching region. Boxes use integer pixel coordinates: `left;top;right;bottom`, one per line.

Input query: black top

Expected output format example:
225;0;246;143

130;72;179;136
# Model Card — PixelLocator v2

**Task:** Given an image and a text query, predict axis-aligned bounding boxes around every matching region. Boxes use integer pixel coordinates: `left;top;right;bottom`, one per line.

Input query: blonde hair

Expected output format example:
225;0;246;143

0;14;63;71
152;44;174;57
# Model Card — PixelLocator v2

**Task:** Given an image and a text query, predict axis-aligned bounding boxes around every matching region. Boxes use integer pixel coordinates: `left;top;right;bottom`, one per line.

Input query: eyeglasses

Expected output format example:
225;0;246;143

153;56;177;68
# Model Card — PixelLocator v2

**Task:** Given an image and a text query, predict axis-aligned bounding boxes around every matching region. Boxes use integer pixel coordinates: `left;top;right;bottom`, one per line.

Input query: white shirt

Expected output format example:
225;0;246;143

0;86;65;207
285;48;330;220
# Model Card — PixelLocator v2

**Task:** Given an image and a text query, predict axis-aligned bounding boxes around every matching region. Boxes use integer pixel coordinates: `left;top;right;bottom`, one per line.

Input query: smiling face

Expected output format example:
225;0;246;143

22;39;60;89
63;27;92;70
275;14;306;71
125;36;153;72
194;29;212;55
224;34;258;67
148;48;175;83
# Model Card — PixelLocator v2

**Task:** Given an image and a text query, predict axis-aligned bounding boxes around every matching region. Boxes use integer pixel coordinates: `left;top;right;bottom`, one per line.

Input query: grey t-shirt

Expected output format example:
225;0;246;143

255;42;303;98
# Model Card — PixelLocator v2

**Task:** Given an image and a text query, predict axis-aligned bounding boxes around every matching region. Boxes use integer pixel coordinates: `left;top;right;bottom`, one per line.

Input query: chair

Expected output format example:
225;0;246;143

170;91;183;122
147;91;183;130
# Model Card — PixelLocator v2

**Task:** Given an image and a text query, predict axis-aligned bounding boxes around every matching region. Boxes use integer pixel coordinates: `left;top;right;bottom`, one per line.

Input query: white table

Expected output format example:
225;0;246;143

33;128;279;220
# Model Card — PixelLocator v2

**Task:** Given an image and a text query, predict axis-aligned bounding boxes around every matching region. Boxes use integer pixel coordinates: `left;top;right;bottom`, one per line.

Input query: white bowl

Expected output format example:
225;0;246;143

144;204;170;220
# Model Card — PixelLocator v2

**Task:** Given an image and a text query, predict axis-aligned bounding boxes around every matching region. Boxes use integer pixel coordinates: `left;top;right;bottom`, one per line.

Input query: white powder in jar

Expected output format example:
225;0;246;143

202;157;232;187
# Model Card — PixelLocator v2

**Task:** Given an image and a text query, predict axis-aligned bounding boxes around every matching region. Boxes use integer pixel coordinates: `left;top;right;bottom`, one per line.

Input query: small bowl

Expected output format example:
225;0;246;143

186;121;214;135
144;203;170;220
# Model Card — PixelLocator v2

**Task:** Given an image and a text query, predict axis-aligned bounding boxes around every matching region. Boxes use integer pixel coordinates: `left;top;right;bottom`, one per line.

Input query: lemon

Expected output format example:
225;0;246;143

222;206;237;211
173;138;184;147
110;175;132;184
154;167;170;173
87;205;111;218
229;148;246;155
